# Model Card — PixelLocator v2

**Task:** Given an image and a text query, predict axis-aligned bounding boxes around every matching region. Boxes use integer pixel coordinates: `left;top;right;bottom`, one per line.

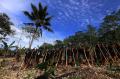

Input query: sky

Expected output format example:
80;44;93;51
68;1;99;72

0;0;120;48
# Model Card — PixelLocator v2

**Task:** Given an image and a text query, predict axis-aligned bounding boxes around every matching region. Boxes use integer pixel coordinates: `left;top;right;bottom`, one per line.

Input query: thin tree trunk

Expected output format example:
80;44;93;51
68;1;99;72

83;48;91;67
29;27;38;49
97;44;108;65
93;47;98;65
56;50;62;67
112;45;118;61
65;48;68;66
17;31;23;47
42;50;47;63
29;35;35;49
72;48;77;67
89;46;94;66
102;44;114;62
115;44;120;57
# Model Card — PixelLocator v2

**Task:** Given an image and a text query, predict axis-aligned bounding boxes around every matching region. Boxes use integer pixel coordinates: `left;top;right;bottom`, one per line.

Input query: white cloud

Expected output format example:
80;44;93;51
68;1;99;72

0;0;29;13
0;0;42;14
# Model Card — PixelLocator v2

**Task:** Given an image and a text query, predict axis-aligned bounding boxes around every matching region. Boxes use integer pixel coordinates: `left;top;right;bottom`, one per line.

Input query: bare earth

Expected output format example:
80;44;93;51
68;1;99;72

0;58;120;79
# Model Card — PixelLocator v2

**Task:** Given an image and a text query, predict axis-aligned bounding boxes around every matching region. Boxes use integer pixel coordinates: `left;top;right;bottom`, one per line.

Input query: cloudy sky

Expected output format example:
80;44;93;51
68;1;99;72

0;0;120;48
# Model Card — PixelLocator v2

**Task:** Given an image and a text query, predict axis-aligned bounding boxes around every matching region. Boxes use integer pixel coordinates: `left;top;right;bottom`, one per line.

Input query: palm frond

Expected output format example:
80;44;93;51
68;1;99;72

44;21;51;26
44;6;47;11
31;3;38;12
10;46;17;48
45;16;52;22
31;3;38;18
23;23;34;26
23;11;34;20
9;41;15;47
43;26;53;32
39;2;43;11
2;40;8;49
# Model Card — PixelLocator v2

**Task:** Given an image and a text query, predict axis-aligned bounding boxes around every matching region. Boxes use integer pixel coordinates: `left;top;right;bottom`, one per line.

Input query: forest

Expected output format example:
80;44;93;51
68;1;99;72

0;1;120;79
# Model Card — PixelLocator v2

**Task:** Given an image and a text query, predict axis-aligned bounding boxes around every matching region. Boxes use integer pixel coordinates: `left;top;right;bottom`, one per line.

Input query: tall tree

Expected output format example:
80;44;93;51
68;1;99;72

23;2;53;49
22;25;41;47
86;24;97;45
0;13;14;40
98;9;120;43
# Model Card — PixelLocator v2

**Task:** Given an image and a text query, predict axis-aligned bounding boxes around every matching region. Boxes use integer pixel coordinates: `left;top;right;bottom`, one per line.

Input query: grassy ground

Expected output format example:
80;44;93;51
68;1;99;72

0;57;120;79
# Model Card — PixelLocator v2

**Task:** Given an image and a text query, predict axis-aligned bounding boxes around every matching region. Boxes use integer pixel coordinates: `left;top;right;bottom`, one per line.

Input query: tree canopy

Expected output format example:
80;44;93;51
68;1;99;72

0;13;14;40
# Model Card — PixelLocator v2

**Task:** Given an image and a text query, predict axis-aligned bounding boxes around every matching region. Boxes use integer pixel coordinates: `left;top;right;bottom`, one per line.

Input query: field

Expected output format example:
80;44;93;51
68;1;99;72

0;57;120;79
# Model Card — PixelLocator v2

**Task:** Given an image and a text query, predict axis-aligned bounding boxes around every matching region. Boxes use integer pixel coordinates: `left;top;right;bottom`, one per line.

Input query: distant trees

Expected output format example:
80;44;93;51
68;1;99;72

0;13;14;40
39;43;53;49
54;40;63;48
63;26;97;48
63;9;120;46
23;2;53;49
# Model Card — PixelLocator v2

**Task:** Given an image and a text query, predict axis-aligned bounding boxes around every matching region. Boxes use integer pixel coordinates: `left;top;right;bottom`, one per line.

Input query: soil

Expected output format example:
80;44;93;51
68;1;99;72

0;58;120;79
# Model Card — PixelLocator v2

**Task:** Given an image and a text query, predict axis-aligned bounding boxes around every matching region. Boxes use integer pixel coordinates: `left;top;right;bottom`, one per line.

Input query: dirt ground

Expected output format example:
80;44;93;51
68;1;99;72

0;58;120;79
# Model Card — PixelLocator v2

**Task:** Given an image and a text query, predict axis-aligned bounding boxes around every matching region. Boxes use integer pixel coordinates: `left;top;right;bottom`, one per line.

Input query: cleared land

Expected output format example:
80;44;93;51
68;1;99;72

0;58;120;79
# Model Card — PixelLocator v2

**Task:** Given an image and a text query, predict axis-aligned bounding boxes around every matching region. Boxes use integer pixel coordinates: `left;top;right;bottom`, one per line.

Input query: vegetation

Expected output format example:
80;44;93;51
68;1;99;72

0;1;120;79
0;13;14;40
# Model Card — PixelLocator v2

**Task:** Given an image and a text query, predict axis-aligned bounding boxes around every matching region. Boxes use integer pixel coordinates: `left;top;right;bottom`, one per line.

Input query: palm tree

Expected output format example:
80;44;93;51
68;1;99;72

23;2;53;49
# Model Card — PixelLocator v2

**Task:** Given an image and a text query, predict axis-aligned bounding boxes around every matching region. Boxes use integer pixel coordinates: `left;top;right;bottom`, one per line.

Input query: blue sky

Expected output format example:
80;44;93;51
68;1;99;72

0;0;120;48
